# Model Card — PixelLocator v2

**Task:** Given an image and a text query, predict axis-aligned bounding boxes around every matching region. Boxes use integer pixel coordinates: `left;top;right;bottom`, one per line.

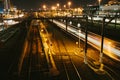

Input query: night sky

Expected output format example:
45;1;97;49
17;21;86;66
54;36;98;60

11;0;120;10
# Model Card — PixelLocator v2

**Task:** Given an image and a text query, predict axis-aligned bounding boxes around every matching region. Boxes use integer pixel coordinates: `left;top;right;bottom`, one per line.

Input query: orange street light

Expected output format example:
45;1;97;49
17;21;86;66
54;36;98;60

57;3;60;10
57;3;60;7
68;1;71;9
98;0;101;6
43;5;46;10
64;5;66;8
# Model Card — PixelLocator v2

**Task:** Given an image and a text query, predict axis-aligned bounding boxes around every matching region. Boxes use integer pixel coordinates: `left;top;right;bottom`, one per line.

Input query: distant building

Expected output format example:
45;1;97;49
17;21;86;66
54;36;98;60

100;0;120;16
84;5;99;15
83;0;120;16
0;1;4;13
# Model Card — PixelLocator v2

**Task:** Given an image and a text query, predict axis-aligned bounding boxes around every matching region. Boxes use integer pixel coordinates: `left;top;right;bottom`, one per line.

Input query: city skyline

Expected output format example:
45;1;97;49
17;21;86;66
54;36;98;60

10;0;120;10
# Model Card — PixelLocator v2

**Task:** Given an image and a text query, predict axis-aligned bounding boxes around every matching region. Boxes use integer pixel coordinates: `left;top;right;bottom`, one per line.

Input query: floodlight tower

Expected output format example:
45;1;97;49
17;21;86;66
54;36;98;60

4;0;11;14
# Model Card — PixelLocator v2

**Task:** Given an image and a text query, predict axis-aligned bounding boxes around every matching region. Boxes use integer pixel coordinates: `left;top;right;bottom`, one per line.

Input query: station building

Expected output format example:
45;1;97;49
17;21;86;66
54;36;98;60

100;0;120;16
84;0;120;16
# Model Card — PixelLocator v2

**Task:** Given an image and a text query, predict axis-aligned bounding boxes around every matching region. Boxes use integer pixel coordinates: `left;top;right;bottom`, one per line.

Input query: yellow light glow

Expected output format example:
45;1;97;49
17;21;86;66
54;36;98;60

98;0;101;5
51;6;56;10
57;3;60;7
64;5;66;8
43;5;46;10
68;1;71;6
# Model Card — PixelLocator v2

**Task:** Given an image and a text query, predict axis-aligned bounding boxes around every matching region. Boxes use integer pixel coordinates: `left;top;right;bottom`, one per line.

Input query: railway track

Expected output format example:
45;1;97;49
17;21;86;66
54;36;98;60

18;20;49;80
0;27;19;46
43;20;120;80
51;25;82;80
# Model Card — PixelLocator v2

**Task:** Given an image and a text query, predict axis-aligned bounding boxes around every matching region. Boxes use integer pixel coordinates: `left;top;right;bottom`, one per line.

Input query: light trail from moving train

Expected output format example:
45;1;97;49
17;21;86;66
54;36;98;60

51;20;120;61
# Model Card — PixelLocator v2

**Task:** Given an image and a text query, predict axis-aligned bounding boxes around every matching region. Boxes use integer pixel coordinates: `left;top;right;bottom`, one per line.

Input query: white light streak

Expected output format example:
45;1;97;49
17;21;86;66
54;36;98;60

51;20;120;61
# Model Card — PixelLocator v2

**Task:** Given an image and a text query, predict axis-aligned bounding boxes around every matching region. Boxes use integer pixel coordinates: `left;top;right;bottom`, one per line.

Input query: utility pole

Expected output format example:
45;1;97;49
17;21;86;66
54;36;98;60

99;17;105;64
99;15;119;71
84;16;88;64
65;18;68;31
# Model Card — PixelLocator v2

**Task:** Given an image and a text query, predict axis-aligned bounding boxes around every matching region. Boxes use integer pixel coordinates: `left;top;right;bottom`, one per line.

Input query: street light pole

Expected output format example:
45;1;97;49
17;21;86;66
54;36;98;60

65;19;68;31
68;1;71;9
98;0;101;15
98;17;106;71
77;23;81;48
43;5;46;11
57;3;60;10
98;0;101;6
68;1;71;15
